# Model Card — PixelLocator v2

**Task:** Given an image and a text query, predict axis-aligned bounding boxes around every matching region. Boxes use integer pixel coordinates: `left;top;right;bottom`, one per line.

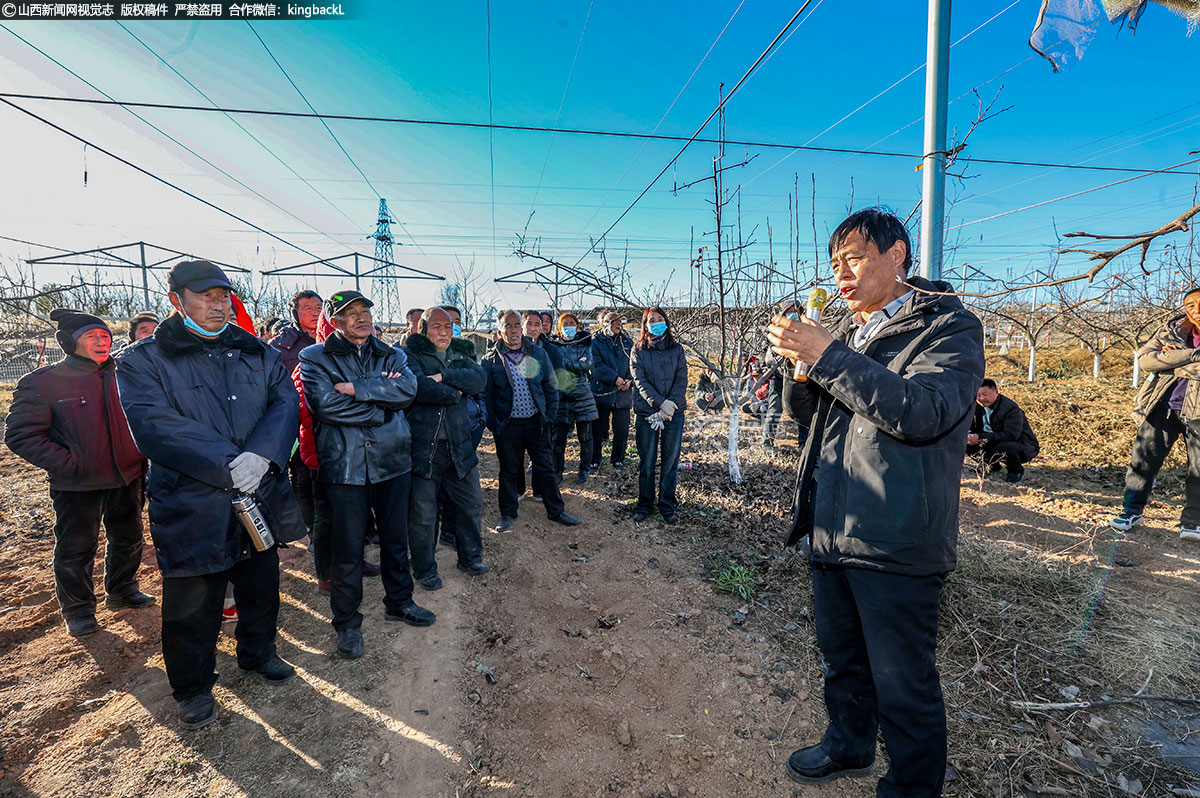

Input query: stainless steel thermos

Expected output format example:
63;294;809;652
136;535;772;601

232;492;276;552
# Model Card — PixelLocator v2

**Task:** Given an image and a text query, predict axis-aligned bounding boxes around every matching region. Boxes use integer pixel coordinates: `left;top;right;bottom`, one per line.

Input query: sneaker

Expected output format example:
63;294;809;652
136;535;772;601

337;628;365;660
1109;512;1144;532
222;605;238;624
178;693;216;730
238;656;297;685
1180;526;1200;542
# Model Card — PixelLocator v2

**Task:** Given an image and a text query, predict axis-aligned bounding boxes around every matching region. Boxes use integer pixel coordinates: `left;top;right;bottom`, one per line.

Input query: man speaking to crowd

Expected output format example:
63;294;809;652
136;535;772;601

118;260;306;730
767;208;984;796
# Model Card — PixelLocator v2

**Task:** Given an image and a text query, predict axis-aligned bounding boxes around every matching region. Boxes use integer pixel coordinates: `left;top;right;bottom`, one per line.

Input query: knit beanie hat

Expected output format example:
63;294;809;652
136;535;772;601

128;311;159;342
49;308;110;354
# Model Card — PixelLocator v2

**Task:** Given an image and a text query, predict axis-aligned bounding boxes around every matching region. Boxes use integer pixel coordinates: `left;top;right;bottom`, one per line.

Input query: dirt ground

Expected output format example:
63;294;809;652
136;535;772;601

2;367;1200;796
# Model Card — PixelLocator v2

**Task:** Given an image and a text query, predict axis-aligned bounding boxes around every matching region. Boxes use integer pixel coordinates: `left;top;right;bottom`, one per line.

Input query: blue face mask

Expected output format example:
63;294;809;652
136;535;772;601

562;326;577;340
786;312;800;321
182;310;227;338
648;321;668;338
452;323;462;338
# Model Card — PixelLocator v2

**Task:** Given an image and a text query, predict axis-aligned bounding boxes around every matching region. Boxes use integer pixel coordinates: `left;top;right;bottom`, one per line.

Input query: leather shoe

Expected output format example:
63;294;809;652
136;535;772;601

495;515;516;532
362;560;381;577
418;573;443;591
457;561;488;576
550;512;581;527
65;615;99;637
632;510;649;523
661;513;678;525
178;693;216;729
385;601;436;627
337;628;365;660
105;591;156;610
238;656;297;685
785;744;874;785
575;471;588;484
317;579;332;596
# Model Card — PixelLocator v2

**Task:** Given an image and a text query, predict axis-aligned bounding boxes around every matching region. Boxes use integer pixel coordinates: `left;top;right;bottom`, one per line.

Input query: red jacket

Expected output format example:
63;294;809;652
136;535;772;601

293;362;318;471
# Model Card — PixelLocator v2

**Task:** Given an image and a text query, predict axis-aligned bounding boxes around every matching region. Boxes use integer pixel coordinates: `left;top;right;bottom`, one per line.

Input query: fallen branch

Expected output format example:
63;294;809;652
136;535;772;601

1012;694;1200;711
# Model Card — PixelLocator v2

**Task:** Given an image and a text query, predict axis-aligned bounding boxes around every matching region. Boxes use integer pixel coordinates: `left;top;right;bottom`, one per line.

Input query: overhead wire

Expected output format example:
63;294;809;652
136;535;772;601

0;96;322;258
115;21;365;234
3;90;1193;178
486;0;496;273
1;25;345;254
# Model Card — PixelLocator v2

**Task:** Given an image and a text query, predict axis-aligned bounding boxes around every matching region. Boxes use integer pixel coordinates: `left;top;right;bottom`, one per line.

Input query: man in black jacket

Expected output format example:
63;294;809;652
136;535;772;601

6;309;152;637
300;289;431;661
118;260;307;730
967;378;1039;483
588;311;634;471
269;290;322;538
768;208;985;796
404;308;489;584
483;310;581;532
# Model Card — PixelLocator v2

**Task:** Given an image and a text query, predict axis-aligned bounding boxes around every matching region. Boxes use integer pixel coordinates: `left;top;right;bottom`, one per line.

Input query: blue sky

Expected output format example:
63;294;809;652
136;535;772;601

1;1;1198;321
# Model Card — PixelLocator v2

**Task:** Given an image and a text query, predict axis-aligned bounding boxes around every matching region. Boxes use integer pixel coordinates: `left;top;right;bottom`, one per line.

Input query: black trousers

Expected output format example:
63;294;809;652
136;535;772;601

589;406;631;467
495;416;565;520
812;564;946;798
161;545;280;701
410;441;484;577
966;440;1031;476
552;420;593;476
308;468;332;581
324;473;414;631
50;481;144;620
1120;399;1200;525
288;449;314;533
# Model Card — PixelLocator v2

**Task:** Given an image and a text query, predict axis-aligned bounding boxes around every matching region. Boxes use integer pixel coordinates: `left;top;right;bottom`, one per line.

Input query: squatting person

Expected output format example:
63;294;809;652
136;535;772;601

966;378;1039;483
6;309;152;637
300;289;431;661
118;260;306;730
1110;287;1200;541
767;207;985;796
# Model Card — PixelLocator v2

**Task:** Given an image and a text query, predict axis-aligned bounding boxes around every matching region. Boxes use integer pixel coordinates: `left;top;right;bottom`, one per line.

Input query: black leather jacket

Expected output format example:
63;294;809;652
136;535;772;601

299;332;418;486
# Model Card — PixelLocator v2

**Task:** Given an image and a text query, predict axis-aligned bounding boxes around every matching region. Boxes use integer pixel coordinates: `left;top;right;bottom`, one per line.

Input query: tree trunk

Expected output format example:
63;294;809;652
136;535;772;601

1133;349;1141;388
727;404;743;484
1093;352;1101;380
1027;345;1036;382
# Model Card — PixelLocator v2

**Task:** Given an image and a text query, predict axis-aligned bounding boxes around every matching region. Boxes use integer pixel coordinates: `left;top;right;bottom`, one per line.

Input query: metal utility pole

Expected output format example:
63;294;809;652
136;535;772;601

370;199;400;322
918;0;951;282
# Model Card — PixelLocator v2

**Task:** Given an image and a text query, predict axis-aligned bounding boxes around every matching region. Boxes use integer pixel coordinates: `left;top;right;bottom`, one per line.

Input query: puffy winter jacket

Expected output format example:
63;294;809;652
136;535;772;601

783;278;985;576
547;333;599;424
631;336;688;417
270;324;316;376
117;314;305;578
6;354;145;491
292;362;318;471
482;337;559;435
1131;314;1200;424
403;333;487;479
299;332;418;486
590;330;634;409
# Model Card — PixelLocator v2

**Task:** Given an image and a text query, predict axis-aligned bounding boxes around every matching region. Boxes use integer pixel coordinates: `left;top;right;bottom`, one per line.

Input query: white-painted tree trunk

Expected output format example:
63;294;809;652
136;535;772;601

1027;345;1036;382
727;404;743;484
1132;350;1141;388
1093;353;1101;380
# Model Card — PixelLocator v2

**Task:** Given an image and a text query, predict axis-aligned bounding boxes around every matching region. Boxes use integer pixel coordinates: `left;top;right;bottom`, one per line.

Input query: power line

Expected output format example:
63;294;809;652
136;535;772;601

0;96;321;259
564;0;822;269
486;0;496;274
5;91;1194;178
0;234;71;252
0;25;346;252
116;21;364;236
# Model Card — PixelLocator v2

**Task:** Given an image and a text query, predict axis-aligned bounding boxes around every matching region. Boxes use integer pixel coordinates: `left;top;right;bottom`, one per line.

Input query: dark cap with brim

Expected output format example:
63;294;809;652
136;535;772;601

168;259;232;294
326;289;374;317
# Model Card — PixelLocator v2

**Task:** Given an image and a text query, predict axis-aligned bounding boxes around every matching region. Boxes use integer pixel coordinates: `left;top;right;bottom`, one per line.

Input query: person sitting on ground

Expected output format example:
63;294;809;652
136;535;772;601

966;378;1039;484
403;307;489;584
6;309;153;637
300;289;430;661
1110;287;1200;541
694;368;724;413
482;309;581;532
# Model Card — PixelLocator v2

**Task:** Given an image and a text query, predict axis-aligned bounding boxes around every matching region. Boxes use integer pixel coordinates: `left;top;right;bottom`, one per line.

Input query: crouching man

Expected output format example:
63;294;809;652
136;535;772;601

966;378;1039;483
6;309;152;637
118;260;305;729
300;289;432;662
404;307;489;584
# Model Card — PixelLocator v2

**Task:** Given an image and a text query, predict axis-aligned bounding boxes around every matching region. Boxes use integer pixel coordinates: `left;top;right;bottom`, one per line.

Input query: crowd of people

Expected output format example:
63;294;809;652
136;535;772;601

10;204;1199;797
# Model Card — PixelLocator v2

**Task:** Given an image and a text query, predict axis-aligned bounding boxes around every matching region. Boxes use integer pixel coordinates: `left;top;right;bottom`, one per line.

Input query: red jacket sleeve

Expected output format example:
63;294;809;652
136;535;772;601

292;362;318;471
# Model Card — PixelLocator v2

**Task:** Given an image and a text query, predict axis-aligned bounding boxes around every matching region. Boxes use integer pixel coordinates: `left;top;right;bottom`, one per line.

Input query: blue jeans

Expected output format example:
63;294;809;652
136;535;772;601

635;413;684;516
